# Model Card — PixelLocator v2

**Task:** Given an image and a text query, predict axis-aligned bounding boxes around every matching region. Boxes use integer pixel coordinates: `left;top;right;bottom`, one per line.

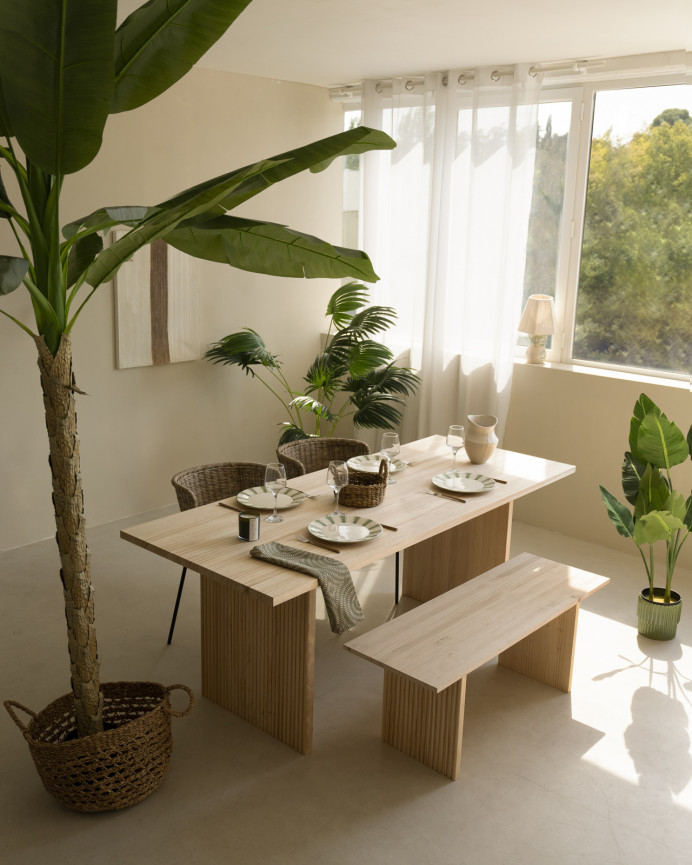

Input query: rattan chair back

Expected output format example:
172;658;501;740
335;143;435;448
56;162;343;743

276;437;369;479
171;461;267;511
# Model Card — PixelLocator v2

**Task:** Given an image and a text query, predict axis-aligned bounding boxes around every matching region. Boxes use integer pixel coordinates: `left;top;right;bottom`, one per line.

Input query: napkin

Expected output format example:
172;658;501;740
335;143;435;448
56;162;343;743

250;541;364;634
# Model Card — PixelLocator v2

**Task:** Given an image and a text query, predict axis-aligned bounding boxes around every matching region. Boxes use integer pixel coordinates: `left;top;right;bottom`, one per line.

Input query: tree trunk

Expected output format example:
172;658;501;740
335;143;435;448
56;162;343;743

35;334;103;737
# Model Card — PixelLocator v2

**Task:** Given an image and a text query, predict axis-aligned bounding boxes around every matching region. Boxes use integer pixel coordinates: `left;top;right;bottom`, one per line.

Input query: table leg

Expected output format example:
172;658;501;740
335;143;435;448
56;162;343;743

402;502;513;602
200;574;316;754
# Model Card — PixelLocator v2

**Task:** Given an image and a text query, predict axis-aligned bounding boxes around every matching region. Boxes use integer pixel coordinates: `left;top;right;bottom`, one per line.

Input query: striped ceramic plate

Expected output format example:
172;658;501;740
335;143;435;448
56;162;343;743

431;471;495;493
236;486;306;510
347;454;407;473
308;514;383;543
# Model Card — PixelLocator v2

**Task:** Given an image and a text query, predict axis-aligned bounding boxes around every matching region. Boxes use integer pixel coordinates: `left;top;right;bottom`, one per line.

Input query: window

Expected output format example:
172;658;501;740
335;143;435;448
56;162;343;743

571;84;692;375
532;67;692;378
339;54;692;379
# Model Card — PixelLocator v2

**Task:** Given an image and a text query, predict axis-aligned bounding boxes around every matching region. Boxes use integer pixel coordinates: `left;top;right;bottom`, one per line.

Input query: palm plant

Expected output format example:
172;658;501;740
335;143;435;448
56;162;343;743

205;282;420;443
0;0;394;738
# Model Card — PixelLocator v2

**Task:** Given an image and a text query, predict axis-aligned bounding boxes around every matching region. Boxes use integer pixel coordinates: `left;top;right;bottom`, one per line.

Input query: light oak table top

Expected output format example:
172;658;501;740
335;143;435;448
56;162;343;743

121;435;575;607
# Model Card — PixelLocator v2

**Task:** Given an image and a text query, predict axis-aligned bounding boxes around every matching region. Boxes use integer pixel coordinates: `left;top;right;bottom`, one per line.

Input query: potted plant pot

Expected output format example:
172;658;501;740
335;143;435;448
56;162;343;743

5;682;193;812
637;588;682;641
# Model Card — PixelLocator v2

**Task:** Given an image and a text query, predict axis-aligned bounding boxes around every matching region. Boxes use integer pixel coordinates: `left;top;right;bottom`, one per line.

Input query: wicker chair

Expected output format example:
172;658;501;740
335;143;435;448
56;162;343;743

276;437;370;479
167;461;266;643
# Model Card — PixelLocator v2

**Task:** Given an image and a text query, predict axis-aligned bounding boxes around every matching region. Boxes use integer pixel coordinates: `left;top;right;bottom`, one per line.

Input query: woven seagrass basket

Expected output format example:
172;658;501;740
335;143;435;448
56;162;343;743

339;458;388;508
4;681;193;812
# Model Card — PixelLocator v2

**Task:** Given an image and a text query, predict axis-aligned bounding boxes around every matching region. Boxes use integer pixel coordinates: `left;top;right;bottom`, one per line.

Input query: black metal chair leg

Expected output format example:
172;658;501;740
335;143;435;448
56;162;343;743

395;551;400;604
167;567;187;644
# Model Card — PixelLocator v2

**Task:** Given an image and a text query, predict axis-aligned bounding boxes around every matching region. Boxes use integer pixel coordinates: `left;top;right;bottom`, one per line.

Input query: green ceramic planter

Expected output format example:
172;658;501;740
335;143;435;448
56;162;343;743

637;588;682;640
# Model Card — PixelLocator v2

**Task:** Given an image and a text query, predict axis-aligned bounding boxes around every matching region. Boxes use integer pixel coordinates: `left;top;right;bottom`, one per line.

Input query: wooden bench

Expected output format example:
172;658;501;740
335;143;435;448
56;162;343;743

344;552;609;780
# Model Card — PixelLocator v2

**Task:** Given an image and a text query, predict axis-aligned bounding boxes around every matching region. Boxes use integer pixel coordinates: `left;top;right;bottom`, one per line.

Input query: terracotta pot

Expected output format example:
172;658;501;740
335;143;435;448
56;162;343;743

637;588;682;640
465;415;499;464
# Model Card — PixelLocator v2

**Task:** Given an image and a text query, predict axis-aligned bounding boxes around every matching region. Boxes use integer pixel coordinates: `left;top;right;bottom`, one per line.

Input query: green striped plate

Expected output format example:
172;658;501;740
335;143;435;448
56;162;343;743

308;515;383;543
236;486;306;510
432;471;495;493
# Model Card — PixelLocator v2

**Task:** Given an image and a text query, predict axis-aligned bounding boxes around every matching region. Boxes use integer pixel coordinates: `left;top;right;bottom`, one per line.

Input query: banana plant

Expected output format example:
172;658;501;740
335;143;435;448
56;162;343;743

0;0;395;737
599;394;692;603
205;282;420;443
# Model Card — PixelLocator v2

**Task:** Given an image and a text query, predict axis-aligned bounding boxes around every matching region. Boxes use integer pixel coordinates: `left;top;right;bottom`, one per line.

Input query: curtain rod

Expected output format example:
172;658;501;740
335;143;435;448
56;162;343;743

329;57;610;102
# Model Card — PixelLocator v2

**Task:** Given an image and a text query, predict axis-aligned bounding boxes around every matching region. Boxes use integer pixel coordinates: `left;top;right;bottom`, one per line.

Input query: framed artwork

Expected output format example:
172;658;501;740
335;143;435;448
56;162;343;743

113;231;200;369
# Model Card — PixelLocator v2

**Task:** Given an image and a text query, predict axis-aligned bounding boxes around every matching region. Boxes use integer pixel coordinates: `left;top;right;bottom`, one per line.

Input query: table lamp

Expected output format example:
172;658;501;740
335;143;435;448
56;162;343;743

518;294;556;364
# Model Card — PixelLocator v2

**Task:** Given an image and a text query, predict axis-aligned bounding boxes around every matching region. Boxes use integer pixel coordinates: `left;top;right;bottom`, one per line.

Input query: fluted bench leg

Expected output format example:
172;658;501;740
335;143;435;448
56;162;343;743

499;604;579;693
382;671;466;780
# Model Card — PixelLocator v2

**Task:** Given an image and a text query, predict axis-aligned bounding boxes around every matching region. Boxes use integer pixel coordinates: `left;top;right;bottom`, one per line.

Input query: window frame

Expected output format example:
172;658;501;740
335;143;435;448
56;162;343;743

542;66;691;380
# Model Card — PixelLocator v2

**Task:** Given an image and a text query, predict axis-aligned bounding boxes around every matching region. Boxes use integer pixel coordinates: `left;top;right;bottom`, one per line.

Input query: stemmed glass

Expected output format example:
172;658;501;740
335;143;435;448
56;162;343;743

264;462;287;523
446;425;465;474
380;432;400;484
326;460;349;517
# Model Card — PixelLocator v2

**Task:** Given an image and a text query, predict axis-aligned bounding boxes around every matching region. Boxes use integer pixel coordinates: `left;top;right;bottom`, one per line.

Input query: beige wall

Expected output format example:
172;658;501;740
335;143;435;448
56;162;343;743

504;362;692;570
1;68;345;550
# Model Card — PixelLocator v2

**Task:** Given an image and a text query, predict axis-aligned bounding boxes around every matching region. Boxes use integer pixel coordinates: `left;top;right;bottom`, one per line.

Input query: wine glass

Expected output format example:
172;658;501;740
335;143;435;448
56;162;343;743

264;462;287;523
380;432;400;484
446;425;465;473
326;460;349;516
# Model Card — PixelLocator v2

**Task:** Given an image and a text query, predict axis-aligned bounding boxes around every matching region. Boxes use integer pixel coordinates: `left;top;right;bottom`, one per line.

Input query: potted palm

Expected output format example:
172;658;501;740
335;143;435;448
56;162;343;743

205;281;420;443
0;0;394;810
600;394;691;640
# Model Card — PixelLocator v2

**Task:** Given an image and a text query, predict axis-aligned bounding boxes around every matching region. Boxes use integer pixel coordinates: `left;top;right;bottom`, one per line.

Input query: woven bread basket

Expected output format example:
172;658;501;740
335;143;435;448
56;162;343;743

339;458;388;508
4;681;193;812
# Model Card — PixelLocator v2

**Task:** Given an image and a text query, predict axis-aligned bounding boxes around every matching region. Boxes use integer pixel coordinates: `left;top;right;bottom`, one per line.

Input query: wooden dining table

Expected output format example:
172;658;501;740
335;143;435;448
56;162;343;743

121;435;575;755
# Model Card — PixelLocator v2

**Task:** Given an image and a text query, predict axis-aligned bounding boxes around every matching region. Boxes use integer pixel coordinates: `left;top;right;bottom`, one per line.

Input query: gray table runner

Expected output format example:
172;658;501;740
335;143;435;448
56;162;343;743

250;542;364;634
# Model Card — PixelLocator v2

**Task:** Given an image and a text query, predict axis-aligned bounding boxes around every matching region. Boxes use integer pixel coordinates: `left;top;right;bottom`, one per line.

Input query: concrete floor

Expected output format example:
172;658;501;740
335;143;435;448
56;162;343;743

1;511;691;865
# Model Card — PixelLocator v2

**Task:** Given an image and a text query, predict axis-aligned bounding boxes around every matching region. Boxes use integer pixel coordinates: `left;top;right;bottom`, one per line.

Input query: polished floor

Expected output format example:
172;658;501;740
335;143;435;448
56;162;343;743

1;510;691;865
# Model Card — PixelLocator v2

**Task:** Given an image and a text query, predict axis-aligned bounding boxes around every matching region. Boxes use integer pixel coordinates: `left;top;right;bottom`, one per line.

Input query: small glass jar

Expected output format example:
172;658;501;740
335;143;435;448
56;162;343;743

237;511;260;542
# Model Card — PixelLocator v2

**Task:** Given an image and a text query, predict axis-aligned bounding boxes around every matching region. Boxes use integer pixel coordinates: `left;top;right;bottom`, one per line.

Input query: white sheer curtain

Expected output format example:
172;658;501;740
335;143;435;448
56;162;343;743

361;67;543;443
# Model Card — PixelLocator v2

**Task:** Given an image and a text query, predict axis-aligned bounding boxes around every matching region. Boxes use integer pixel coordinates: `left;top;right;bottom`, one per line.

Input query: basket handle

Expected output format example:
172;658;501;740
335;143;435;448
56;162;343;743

4;700;38;736
165;684;195;718
378;458;389;484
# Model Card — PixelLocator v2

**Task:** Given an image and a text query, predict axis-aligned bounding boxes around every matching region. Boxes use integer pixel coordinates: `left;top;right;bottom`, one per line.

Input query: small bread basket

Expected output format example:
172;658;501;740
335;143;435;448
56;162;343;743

339;458;388;508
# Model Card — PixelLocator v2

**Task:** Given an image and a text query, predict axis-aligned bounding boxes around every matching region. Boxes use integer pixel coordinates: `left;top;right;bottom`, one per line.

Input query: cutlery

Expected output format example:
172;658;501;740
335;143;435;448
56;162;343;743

295;533;341;554
218;500;244;513
424;489;467;504
380;524;398;531
491;477;508;484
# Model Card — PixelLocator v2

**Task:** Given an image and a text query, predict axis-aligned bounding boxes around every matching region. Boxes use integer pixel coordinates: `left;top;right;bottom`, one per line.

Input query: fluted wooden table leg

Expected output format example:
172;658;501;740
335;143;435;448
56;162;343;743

201;574;315;754
402;503;513;602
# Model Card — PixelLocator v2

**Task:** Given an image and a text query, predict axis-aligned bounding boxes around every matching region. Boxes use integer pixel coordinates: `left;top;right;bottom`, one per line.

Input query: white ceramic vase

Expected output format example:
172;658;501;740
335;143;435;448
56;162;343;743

465;415;498;464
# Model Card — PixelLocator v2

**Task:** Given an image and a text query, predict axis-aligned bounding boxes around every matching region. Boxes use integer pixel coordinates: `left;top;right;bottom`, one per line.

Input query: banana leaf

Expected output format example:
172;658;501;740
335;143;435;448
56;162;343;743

0;0;117;174
112;0;252;113
166;216;380;281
